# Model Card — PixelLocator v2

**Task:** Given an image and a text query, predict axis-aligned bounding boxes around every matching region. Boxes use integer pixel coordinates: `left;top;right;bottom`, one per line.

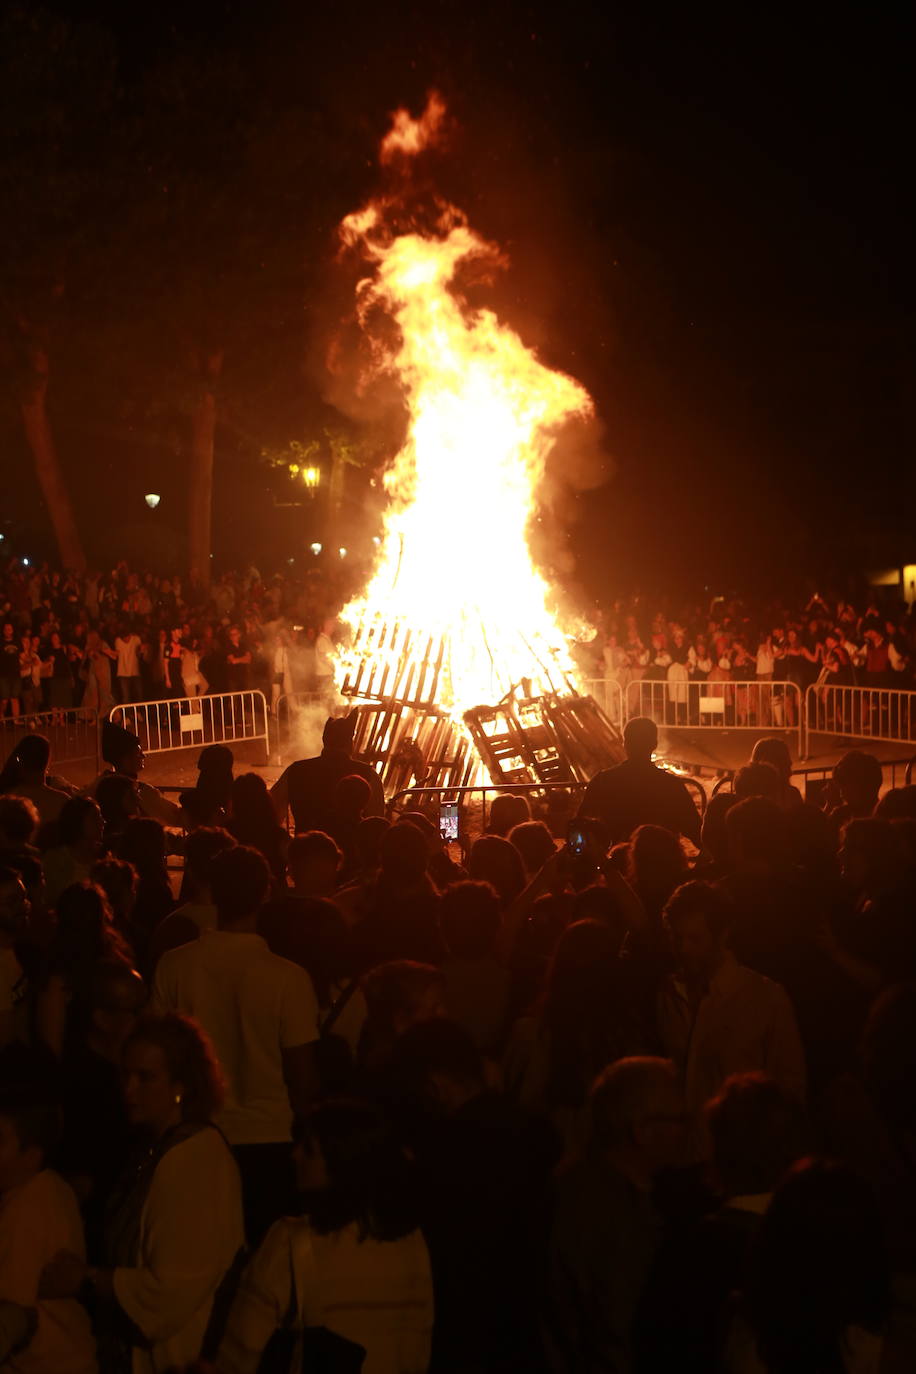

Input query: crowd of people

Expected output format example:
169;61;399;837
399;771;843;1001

4;558;915;733
0;693;915;1372
581;590;916;699
0;558;346;723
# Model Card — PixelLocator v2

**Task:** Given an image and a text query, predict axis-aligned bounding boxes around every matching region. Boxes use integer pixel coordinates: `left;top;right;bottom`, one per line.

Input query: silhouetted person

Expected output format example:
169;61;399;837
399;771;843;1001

391;1018;561;1374
545;1057;686;1374
270;714;385;833
640;1073;811;1373
580;718;701;846
0;734;68;826
831;750;883;825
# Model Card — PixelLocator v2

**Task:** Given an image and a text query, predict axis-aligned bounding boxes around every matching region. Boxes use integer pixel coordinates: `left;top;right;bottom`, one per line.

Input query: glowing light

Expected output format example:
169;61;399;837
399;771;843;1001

22;557;30;567
336;93;594;718
338;547;348;559
379;90;446;164
144;493;161;509
310;543;323;556
301;466;321;488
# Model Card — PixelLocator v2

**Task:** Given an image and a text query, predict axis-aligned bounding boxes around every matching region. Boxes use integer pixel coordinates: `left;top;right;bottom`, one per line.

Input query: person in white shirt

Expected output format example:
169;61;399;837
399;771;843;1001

153;845;320;1245
270;630;294;716
180;642;208;699
114;627;143;705
0;1088;97;1374
40;1013;243;1374
218;1098;433;1374
657;881;806;1127
314;619;336;697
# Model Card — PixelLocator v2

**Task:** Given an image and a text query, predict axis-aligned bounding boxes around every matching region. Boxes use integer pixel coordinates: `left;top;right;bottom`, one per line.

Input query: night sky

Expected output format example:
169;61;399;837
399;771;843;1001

2;2;912;600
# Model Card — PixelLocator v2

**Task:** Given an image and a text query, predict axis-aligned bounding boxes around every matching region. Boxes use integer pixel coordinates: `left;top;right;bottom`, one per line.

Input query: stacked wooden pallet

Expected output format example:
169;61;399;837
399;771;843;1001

338;614;624;792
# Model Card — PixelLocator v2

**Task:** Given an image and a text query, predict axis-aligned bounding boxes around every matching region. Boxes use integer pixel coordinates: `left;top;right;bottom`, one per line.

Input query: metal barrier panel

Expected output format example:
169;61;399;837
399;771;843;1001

388;773;706;836
580;679;625;726
110;691;269;763
805;684;916;748
625;679;805;756
0;707;100;775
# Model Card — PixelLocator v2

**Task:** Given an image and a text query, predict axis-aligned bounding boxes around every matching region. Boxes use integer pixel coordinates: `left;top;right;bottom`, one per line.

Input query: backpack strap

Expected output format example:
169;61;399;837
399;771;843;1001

320;979;359;1038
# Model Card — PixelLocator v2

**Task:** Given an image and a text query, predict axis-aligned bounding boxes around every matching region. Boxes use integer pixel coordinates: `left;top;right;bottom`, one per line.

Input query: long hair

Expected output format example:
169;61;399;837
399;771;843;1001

296;1098;419;1241
125;1012;224;1124
541;919;640;1110
48;882;131;974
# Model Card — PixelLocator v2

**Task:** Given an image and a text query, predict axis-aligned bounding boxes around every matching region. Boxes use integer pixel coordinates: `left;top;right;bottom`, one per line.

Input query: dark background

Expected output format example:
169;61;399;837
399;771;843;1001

1;1;912;602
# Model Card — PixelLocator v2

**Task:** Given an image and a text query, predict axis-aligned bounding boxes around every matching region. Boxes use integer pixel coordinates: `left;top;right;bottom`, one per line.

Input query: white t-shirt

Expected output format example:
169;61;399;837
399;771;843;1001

756;643;775;675
0;1170;97;1374
314;633;335;678
153;931;319;1145
115;635;142;678
219;1218;433;1374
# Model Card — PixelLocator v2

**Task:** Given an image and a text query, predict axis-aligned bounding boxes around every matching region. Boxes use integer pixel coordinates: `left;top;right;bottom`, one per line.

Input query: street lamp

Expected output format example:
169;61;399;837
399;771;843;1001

145;493;161;509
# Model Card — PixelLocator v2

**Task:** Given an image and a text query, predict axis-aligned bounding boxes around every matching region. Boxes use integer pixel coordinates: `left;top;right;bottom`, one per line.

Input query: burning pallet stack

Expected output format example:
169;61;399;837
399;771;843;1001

339;615;624;795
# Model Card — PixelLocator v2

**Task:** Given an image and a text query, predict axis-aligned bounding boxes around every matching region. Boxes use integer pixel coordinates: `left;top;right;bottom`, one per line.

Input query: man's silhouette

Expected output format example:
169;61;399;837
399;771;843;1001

579;716;701;846
270;713;385;834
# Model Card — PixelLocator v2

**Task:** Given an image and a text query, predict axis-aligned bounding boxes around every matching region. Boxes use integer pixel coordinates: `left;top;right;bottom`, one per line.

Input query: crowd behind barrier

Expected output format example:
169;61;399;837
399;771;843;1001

3;559;915;737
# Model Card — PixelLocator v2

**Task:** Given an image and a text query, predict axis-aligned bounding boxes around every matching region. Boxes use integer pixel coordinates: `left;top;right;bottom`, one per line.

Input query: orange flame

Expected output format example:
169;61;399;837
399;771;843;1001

337;95;595;719
379;90;447;164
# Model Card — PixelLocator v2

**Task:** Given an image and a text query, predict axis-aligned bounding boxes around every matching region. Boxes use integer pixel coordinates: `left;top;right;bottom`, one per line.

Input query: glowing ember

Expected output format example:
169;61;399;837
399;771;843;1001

336;93;595;724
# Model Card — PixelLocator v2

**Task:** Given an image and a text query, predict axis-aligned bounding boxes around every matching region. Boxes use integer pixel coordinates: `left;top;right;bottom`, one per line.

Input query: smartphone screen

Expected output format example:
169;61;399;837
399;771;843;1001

566;823;587;857
439;801;460;843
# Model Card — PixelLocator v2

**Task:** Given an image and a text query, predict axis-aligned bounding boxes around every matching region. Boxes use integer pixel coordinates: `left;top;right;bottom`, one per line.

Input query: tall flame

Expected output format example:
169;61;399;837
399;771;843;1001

337;95;595;718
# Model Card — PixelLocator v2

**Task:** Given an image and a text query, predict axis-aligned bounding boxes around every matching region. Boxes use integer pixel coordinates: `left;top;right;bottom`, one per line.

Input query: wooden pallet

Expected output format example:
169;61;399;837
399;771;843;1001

340;614;623;791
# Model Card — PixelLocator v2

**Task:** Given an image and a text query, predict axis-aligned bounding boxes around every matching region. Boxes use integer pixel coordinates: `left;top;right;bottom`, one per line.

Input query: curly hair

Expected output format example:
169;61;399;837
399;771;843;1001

125;1012;225;1124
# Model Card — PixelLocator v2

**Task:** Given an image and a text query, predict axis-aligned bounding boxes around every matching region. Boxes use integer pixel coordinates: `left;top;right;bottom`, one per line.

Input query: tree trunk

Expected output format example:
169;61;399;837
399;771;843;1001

19;338;86;571
187;348;223;594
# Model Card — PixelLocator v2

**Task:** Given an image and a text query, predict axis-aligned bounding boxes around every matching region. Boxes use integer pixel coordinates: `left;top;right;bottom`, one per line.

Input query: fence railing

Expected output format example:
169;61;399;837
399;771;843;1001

624;679;805;756
805;684;916;748
0;707;101;774
580;679;625;725
110;690;269;763
388;771;707;834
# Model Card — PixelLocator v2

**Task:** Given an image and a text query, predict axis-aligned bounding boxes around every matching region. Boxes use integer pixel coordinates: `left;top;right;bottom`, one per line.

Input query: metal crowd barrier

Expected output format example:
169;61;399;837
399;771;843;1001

713;754;916;808
0;707;101;773
625;679;805;757
388;773;707;836
110;690;270;763
805;684;916;748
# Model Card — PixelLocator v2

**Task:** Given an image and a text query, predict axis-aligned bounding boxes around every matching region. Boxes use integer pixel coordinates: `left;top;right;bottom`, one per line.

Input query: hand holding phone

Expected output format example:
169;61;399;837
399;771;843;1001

438;801;460;843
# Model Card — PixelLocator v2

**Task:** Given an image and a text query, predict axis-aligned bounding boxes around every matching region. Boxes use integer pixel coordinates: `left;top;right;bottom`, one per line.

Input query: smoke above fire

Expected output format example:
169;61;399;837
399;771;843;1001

333;93;603;713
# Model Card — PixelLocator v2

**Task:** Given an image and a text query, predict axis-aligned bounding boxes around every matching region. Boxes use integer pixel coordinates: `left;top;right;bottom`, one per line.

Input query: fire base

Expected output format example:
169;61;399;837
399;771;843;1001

345;686;624;795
